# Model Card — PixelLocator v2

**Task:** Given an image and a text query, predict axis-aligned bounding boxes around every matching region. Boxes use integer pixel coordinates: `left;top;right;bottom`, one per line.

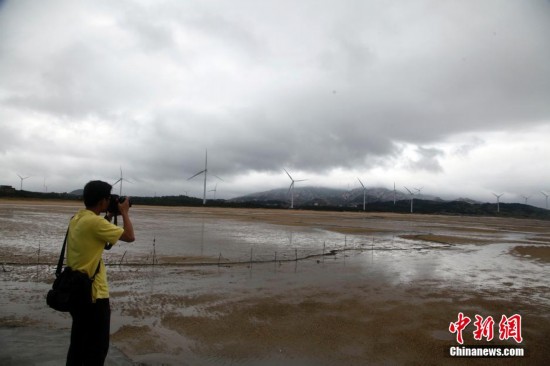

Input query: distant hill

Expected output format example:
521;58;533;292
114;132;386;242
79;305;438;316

231;186;446;207
2;186;548;220
365;199;550;219
0;189;80;201
230;186;549;219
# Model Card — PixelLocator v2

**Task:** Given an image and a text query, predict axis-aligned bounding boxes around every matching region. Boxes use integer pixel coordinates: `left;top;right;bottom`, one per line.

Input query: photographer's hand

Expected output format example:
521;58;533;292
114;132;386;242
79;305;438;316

118;197;131;215
118;197;135;242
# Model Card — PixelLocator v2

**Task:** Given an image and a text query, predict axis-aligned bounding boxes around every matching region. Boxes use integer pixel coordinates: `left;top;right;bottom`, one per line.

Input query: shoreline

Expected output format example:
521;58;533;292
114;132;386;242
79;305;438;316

2;197;549;222
0;197;81;206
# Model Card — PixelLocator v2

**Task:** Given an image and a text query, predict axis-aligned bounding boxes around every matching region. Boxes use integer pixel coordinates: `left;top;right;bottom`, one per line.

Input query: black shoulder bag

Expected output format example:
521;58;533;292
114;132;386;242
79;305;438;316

46;222;101;312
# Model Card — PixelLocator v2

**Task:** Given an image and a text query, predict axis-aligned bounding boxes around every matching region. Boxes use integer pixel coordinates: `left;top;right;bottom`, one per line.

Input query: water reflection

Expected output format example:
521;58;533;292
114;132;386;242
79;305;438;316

1;203;549;307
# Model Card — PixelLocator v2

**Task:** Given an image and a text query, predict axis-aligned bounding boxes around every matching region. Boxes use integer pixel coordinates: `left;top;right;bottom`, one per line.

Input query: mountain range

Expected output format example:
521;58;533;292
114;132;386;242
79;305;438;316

3;185;548;219
231;186;455;207
229;186;549;219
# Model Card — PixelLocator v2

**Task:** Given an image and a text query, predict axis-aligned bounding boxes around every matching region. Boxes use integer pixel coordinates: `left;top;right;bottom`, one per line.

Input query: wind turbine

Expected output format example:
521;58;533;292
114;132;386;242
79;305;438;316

404;186;415;213
284;169;306;209
493;193;504;213
17;174;30;191
188;149;223;205
521;195;530;205
209;183;218;200
541;191;549;209
189;150;209;205
357;178;367;211
112;167;132;195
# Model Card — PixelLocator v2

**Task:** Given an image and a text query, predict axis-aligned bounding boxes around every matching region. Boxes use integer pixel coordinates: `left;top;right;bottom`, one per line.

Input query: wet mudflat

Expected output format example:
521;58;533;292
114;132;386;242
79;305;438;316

1;200;550;365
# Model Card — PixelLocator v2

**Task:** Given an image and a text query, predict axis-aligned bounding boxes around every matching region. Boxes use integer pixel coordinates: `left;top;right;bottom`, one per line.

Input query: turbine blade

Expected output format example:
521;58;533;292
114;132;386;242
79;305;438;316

214;175;224;181
404;186;413;195
188;170;206;180
284;169;293;180
357;178;365;188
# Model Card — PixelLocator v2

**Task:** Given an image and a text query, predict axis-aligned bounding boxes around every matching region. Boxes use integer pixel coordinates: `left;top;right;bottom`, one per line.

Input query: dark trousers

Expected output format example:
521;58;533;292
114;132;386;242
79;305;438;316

67;298;111;366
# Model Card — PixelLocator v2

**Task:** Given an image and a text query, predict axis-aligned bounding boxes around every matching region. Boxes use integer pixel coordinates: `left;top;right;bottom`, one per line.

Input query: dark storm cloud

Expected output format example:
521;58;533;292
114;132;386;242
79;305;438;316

1;0;549;201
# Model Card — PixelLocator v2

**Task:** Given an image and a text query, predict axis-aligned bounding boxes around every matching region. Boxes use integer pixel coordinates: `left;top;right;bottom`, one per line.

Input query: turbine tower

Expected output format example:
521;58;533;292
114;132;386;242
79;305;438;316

284;169;306;209
393;182;396;205
493;193;504;213
188;150;209;205
541;191;549;209
404;186;415;213
357;178;367;211
17;174;30;191
209;183;218;200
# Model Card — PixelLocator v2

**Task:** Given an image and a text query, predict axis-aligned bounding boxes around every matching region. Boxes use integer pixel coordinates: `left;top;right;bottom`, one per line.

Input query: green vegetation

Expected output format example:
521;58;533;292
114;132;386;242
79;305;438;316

1;189;549;220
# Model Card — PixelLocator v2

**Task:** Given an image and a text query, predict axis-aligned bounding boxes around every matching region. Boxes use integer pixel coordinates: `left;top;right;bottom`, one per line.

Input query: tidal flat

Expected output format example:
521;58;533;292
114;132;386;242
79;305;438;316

1;200;549;365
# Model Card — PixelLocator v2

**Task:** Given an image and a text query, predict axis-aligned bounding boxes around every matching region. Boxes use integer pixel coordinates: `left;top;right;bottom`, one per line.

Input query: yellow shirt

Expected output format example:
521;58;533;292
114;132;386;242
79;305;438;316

67;209;124;301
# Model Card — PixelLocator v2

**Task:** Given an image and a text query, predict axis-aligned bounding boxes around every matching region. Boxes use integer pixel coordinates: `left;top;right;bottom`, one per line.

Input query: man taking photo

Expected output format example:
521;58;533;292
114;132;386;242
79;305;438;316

66;180;135;365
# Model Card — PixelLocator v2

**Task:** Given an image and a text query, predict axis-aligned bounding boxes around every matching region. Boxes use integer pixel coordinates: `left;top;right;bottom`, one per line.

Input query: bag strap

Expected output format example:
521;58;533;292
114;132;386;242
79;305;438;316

55;218;102;280
90;259;101;281
55;225;70;277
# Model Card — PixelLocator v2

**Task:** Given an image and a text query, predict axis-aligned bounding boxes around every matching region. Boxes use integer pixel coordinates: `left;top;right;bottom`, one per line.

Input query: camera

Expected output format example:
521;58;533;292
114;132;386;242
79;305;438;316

108;194;131;216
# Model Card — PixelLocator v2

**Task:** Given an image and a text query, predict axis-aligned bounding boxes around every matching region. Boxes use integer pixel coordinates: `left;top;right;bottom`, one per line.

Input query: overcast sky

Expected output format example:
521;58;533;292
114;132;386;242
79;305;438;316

1;0;550;207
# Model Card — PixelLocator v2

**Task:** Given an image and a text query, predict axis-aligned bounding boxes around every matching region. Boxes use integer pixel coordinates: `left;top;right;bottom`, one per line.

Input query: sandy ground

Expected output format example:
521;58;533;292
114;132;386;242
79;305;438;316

1;200;550;365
